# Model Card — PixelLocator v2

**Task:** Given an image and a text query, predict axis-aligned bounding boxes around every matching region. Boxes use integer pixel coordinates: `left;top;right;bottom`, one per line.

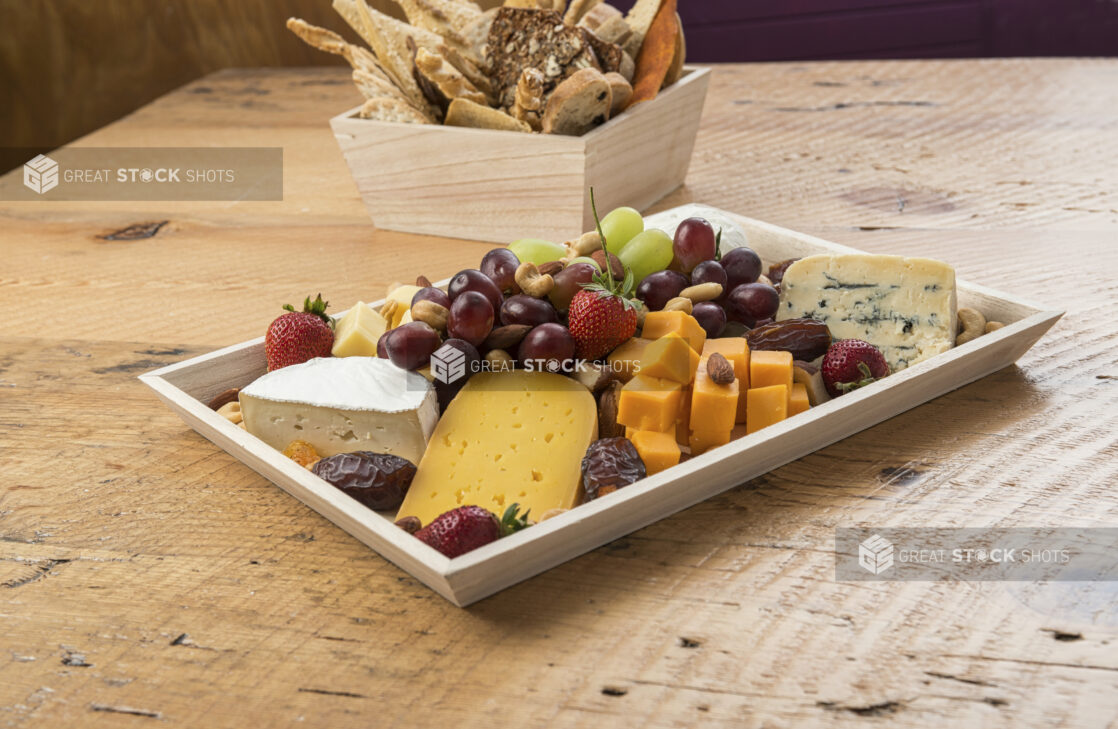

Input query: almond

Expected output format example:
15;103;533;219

706;353;735;385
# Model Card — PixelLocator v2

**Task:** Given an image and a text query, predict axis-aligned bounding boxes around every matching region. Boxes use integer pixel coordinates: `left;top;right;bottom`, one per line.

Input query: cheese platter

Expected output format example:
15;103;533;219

141;205;1062;606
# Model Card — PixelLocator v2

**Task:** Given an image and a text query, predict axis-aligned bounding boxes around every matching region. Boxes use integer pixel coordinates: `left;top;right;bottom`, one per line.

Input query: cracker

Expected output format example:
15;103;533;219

623;0;660;57
563;0;602;26
416;47;487;106
445;98;532;132
391;0;480;53
437;43;496;104
359;97;434;124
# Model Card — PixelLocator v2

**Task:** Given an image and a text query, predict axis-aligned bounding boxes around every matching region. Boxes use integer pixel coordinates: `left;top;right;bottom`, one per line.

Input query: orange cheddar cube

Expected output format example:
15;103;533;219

702;338;751;422
629;430;682;475
789;382;810;416
639;332;700;384
690;368;739;437
750;350;793;395
618;375;683;433
689;427;731;456
642;310;707;353
746;385;789;434
607;338;652;382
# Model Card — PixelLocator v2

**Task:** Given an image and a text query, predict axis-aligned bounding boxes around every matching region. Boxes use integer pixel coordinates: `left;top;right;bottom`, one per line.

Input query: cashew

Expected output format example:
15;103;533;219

956;307;987;345
411;299;449;331
663;297;693;314
679;282;723;302
539;507;569;521
514;261;555;297
216;401;243;425
985;321;1005;334
757;274;774;286
566;231;603;258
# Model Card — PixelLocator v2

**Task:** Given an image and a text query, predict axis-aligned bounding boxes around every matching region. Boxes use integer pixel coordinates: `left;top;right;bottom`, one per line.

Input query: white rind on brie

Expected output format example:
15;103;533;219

643;204;750;252
777;254;957;371
239;357;438;464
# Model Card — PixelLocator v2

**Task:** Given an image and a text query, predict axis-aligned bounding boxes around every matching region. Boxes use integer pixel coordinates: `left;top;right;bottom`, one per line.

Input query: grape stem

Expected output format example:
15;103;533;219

588;187;616;291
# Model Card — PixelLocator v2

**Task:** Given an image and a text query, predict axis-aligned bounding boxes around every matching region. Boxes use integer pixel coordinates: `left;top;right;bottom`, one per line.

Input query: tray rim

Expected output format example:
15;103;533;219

140;208;1064;606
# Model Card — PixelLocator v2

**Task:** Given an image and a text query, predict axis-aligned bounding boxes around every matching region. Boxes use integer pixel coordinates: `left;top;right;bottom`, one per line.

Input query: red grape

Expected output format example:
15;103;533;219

549;263;598;312
518;323;576;373
448;269;503;314
376;329;394;359
500;294;558;327
721;247;763;290
691;302;727;338
384;322;442;370
447;291;494;346
480;248;521;294
725;283;779;326
689;260;727;290
432;338;479;409
411;286;451;309
636;270;688;311
672;217;717;272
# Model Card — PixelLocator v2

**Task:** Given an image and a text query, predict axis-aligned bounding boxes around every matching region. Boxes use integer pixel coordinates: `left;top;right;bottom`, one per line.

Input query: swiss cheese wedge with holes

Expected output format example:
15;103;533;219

396;371;598;526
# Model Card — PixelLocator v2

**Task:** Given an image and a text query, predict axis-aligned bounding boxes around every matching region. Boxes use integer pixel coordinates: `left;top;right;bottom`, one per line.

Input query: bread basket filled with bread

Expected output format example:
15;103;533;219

290;0;709;243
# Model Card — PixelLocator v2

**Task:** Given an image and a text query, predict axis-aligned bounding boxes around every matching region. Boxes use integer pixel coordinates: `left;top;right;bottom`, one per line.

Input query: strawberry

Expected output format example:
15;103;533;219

568;287;639;360
415;504;529;558
265;294;334;371
568;189;641;360
821;339;890;397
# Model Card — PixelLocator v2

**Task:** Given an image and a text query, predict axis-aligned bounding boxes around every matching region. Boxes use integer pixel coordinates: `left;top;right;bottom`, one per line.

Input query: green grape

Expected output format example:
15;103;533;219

617;228;673;284
599;207;644;255
508;238;565;266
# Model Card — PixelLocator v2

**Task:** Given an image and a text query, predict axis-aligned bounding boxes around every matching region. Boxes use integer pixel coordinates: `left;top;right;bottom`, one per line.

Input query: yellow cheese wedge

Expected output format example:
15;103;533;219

396;371;598;525
331;302;388;358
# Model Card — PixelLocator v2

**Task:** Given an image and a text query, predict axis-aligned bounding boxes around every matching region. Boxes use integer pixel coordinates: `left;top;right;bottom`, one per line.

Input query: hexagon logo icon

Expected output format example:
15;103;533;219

23;154;59;194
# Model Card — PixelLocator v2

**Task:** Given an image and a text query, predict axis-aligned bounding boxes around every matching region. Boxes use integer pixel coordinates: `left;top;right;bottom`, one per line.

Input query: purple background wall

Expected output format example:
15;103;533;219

610;0;1118;61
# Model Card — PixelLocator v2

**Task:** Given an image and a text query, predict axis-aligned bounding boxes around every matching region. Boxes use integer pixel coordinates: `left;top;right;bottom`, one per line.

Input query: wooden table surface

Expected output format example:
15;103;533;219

3;59;1117;728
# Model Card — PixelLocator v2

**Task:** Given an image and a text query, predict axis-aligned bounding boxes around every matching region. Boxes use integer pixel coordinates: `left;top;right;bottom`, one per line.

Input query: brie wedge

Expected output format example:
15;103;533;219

240;357;438;464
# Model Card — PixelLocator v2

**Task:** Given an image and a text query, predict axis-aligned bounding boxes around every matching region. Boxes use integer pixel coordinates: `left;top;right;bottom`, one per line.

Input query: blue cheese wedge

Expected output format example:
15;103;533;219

239;357;438;464
777;254;957;371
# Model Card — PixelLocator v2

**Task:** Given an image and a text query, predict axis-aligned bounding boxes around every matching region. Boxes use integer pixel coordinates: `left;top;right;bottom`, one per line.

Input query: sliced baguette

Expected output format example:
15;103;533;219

416;47;487;106
623;0;660;58
541;67;612;135
604;71;632;115
564;0;602;26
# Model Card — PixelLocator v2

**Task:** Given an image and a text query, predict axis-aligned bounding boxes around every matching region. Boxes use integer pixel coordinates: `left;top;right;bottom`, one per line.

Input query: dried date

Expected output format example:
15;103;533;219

767;258;800;286
745;318;831;361
312;451;417;511
581;437;646;500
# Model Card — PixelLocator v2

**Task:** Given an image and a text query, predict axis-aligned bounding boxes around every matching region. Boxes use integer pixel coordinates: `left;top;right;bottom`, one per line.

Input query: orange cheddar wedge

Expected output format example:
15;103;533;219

629;430;681;475
618;375;683;433
702;338;751;422
746;384;789;434
639;332;700;384
642;310;707;353
675;384;691;446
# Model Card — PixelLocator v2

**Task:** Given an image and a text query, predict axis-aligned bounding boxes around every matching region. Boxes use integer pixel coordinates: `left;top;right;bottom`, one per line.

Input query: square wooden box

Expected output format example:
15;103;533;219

330;67;711;244
141;208;1062;606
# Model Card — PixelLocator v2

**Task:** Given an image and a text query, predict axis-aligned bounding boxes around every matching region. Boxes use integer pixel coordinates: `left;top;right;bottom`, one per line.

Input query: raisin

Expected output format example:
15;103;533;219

745;318;831;362
311;452;417;511
581;438;646;500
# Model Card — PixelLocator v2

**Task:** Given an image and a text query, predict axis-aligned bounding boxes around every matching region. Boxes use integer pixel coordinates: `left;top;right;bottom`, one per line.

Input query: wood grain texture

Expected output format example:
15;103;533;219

2;59;1118;727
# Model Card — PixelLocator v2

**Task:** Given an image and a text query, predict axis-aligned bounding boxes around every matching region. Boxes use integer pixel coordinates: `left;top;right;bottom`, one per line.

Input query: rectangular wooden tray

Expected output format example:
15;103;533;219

140;209;1062;606
330;67;710;244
